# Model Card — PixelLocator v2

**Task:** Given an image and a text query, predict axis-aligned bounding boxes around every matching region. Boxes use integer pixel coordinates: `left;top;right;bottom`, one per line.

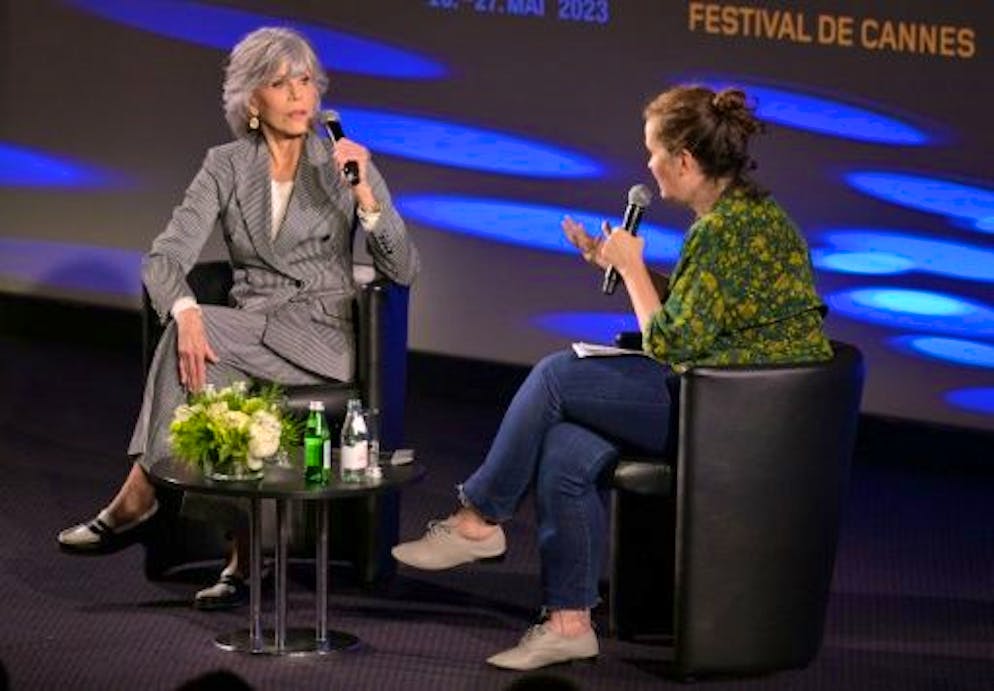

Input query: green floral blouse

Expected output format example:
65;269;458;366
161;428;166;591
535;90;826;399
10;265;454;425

643;187;832;371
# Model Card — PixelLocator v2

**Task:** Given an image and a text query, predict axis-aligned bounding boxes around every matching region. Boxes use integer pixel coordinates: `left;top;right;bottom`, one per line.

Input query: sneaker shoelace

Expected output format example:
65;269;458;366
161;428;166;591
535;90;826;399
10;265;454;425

522;621;595;645
520;625;548;646
425;519;453;537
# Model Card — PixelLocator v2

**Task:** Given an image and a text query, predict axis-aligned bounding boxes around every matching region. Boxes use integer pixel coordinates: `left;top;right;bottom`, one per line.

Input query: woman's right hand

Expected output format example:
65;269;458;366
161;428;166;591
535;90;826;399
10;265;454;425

562;216;609;270
175;307;218;392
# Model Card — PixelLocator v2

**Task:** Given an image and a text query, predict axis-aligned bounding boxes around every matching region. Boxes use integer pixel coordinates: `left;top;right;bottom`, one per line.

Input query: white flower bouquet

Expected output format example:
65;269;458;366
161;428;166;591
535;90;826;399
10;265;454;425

169;381;300;479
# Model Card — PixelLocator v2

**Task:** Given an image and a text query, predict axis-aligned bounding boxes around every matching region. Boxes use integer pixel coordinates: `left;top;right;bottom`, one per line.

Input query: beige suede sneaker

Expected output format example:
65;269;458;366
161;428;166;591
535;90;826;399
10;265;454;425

486;624;599;670
391;518;506;570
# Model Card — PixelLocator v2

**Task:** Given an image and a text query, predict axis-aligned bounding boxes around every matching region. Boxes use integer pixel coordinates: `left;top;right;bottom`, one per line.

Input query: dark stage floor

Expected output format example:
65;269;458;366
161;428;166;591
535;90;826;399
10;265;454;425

0;333;992;690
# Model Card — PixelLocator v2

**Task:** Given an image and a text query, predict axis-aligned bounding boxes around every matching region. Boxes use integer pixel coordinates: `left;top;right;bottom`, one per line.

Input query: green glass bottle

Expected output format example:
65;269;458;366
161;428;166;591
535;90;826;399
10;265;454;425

304;400;330;485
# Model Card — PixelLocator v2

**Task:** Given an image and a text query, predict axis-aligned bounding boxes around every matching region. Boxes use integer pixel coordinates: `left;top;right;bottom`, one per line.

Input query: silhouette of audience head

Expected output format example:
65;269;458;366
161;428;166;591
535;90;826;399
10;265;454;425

176;669;253;691
504;673;580;691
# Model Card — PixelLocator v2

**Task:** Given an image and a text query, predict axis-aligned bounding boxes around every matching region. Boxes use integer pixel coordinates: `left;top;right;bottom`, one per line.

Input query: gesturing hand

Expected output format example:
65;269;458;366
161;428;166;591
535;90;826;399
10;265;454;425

562;216;608;270
175;307;219;393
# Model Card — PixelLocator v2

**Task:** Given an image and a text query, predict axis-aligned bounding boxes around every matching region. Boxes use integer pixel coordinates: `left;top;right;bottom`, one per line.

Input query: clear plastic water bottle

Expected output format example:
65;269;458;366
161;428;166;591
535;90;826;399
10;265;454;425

304;400;330;485
364;408;383;481
340;398;368;483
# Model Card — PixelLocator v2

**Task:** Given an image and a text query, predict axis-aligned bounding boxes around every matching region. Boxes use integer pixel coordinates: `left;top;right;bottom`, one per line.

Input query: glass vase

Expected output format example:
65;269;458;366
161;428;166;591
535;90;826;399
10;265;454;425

204;457;264;482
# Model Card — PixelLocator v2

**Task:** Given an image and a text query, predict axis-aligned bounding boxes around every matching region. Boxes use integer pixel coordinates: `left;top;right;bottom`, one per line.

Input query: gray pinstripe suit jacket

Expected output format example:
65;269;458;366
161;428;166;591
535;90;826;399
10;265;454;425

142;133;420;383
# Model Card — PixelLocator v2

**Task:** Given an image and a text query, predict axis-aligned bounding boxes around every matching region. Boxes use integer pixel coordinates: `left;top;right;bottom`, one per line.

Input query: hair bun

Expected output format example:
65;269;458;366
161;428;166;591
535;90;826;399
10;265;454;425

711;88;747;115
643;83;766;196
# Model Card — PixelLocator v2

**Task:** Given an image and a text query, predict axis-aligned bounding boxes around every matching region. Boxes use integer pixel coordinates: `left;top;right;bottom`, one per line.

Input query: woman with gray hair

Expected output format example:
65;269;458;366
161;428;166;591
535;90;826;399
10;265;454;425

57;26;419;609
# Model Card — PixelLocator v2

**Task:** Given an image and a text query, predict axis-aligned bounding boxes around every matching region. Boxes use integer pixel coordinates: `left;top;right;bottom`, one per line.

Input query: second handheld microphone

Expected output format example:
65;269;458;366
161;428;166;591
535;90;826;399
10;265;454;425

320;110;360;186
602;183;653;295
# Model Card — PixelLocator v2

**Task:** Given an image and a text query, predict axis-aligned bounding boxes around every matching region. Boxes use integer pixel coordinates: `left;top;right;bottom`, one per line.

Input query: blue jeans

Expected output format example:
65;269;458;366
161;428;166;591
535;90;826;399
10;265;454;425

460;350;675;610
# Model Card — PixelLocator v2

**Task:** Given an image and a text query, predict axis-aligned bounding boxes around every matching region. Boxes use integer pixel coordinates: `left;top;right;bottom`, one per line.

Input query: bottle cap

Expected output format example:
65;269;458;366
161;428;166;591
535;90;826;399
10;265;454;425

309;400;325;411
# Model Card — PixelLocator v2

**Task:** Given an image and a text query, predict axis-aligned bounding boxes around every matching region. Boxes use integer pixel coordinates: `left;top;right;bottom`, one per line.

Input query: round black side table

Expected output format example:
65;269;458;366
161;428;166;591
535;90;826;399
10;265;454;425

149;457;424;655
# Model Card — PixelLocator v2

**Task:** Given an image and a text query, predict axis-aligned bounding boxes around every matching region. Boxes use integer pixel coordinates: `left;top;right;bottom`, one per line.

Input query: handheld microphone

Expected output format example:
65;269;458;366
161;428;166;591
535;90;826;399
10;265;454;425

320;110;360;186
602;183;653;295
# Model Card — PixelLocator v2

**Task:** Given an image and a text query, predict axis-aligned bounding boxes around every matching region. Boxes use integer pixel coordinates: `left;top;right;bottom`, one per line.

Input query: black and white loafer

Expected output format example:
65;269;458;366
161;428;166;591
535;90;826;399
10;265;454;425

57;502;160;554
193;571;249;611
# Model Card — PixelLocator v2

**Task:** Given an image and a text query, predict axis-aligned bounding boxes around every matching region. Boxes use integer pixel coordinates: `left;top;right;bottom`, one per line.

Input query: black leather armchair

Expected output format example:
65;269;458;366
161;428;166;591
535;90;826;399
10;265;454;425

607;339;864;679
142;260;410;587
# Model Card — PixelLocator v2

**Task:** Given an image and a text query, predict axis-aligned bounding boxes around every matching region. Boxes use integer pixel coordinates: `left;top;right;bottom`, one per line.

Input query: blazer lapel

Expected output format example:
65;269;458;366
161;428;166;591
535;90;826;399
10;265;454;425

274;133;354;252
233;136;290;274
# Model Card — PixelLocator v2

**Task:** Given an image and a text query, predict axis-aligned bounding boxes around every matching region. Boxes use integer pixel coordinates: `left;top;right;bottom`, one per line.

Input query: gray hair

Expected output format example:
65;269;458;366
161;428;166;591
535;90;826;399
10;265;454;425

222;27;329;138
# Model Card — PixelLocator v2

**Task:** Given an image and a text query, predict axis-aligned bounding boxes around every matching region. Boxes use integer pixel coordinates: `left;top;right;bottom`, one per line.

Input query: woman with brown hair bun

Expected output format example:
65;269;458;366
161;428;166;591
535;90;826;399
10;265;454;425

392;84;831;671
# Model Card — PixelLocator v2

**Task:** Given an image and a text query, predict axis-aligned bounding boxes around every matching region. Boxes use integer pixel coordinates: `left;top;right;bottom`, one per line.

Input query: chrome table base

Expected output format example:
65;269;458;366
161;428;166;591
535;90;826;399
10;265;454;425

226;498;345;656
215;628;359;655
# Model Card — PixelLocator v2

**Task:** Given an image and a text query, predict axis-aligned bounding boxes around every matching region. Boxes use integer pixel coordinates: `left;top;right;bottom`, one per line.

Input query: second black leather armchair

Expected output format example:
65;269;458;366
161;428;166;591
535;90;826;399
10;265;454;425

608;339;864;679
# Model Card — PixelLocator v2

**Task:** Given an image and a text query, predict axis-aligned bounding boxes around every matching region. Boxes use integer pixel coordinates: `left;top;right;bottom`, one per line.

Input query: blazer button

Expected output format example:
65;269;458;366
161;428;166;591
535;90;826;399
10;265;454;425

295;279;304;288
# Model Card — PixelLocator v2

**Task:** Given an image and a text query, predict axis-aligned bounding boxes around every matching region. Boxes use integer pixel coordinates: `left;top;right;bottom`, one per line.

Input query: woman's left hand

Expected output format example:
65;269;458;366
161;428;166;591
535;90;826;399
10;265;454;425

562;216;608;269
331;137;370;184
332;137;379;212
598;222;646;276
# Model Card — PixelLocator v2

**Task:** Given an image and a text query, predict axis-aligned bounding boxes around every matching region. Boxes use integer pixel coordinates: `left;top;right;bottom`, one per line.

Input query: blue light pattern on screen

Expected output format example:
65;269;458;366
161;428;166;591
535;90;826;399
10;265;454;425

846;172;994;231
395;194;683;264
0;238;142;296
813;250;915;275
336;107;603;178
697;80;928;145
826;288;994;337
12;5;991;429
532;311;639;344
812;230;994;282
0;143;117;188
946;388;994;415
891;335;994;368
68;0;445;79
